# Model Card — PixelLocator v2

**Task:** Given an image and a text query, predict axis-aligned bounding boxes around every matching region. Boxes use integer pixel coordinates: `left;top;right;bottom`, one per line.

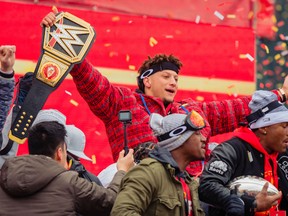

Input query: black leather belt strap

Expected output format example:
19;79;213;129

9;12;96;144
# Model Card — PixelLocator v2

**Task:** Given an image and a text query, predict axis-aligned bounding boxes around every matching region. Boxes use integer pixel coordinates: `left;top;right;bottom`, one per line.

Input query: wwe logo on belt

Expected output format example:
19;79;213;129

43;12;95;63
49;23;89;58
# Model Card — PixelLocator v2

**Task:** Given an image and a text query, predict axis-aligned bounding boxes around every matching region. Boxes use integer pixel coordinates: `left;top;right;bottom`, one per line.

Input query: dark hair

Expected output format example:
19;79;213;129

137;54;183;92
28;121;66;158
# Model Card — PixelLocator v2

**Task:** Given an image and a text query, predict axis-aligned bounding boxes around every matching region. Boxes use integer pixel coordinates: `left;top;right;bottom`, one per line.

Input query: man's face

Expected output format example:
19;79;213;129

144;70;178;104
263;122;288;154
184;131;206;161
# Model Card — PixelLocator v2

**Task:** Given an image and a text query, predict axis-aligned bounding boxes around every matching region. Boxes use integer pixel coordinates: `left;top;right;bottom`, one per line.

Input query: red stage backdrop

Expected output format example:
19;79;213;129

0;1;255;174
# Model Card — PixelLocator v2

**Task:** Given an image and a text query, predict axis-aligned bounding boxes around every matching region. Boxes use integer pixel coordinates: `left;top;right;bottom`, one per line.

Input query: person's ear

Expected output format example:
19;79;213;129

259;127;267;135
55;147;64;162
143;77;151;88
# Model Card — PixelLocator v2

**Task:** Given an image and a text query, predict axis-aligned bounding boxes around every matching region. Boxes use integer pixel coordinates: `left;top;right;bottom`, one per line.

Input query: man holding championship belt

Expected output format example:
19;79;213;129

9;10;96;144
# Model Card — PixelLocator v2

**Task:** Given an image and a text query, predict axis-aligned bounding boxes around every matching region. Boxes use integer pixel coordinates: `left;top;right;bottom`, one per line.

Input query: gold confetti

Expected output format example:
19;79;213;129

196;96;204;101
227;14;236;19
272;26;279;32
129;65;136;70
149;37;158;47
91;155;96;164
70;99;79;107
112;16;120;21
239;54;247;59
274;54;281;60
248;11;253;20
104;43;111;47
126;54;130;62
264;45;269;54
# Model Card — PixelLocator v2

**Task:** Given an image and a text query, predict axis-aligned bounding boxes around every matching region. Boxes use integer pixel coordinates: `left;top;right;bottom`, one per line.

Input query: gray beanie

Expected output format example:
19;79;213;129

149;113;194;151
248;90;288;129
32;109;66;126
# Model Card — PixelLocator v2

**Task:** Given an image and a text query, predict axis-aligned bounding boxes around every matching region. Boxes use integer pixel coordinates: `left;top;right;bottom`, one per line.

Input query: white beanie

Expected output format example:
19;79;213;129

248;90;288;129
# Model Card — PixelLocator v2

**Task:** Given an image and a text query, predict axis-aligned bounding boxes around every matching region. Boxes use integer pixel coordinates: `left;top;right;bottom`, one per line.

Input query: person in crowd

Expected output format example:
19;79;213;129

0;45;102;186
66;124;103;185
111;110;207;216
198;90;288;215
41;10;288;176
0;121;134;216
32;109;103;186
0;45;16;131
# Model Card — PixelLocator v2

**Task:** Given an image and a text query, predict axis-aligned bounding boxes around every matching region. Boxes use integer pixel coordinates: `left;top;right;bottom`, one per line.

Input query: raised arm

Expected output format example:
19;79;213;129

0;45;16;130
40;10;132;122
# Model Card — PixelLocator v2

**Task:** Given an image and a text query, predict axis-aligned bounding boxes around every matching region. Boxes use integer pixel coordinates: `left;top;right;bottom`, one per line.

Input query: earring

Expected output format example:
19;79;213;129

263;131;267;135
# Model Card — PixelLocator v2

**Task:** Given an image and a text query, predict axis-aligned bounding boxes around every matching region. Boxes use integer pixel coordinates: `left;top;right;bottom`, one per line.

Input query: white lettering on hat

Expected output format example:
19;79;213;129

169;126;187;137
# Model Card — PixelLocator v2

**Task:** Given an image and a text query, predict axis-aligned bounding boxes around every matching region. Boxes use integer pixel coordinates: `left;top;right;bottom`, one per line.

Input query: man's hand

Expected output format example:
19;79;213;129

0;45;16;73
40;6;58;27
255;182;282;212
116;149;135;172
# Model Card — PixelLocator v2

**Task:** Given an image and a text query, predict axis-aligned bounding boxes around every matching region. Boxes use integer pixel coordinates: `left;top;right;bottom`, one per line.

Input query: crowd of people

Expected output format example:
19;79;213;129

0;8;288;216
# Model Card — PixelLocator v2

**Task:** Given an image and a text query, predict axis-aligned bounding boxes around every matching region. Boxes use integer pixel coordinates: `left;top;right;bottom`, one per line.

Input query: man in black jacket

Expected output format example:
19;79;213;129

199;90;288;216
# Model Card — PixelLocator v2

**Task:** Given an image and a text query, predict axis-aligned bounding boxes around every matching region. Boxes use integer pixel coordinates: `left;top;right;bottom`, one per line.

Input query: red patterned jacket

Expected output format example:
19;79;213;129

70;59;252;175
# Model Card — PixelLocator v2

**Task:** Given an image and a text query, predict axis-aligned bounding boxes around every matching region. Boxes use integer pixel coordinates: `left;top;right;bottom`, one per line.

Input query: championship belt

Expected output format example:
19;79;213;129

9;12;96;144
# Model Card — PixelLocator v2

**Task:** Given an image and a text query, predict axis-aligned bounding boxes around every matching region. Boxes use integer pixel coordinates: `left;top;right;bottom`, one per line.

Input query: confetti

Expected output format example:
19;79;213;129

245;53;254;62
262;59;270;66
214;11;224;20
126;54;130;62
277;20;285;27
196;96;204;101
281;50;288;56
95;131;101;136
129;65;136;70
235;40;239;49
195;15;200;24
104;43;111;47
274;54;281;60
248;11;254;20
227;14;236;19
109;51;118;57
272;26;279;32
112;16;120;21
65;90;72;96
149;37;158;47
165;35;174;39
91;155;96;164
70;99;79;107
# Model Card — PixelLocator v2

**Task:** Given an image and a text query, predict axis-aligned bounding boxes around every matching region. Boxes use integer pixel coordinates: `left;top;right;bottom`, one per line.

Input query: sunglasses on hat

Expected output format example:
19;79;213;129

157;110;206;142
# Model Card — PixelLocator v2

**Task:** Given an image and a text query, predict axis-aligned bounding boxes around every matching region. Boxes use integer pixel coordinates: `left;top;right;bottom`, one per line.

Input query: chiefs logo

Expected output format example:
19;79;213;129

41;63;60;81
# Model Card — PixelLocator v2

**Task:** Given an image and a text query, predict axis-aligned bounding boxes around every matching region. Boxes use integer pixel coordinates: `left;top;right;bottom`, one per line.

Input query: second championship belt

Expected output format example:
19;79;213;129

9;12;96;144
